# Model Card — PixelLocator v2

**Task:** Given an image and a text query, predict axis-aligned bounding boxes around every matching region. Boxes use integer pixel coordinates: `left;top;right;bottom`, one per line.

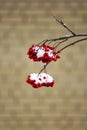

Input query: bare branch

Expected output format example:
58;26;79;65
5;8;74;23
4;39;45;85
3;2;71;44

53;16;76;36
60;37;87;51
54;39;67;49
41;34;87;43
37;19;87;73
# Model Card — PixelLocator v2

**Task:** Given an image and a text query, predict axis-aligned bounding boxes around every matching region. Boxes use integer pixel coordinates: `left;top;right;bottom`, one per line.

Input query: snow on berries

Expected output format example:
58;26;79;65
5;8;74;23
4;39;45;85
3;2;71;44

27;43;60;63
26;43;61;88
26;73;54;88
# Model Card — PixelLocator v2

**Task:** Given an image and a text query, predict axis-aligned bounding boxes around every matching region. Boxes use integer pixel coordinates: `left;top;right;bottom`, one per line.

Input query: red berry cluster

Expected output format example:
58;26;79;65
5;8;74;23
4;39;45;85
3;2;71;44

26;73;54;88
27;43;60;63
26;43;61;88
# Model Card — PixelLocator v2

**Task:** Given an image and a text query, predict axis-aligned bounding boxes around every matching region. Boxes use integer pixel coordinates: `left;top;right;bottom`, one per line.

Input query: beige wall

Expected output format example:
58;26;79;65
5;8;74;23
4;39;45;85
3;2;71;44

0;0;87;130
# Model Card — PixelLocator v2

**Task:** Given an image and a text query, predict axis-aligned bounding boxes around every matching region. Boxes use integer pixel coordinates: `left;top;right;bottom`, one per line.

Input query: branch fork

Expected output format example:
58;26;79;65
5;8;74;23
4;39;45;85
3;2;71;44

38;16;87;73
26;16;87;88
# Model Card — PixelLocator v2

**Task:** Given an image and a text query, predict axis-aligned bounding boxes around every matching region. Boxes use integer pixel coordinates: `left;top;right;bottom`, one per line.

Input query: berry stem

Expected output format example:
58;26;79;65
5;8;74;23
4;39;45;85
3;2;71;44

60;37;87;51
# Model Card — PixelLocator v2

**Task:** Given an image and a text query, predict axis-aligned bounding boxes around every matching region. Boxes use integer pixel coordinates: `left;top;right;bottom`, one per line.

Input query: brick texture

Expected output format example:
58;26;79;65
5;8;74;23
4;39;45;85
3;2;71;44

0;0;87;130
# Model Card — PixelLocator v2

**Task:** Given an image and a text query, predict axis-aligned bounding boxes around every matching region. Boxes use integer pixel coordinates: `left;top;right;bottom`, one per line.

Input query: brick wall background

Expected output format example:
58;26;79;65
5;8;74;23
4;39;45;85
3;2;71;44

0;0;87;130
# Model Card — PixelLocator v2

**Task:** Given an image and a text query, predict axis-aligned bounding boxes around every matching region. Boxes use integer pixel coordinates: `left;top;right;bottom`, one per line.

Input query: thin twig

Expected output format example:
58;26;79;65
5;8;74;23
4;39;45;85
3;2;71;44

38;63;49;74
54;39;68;49
38;39;48;45
53;16;76;36
43;34;87;43
60;37;87;51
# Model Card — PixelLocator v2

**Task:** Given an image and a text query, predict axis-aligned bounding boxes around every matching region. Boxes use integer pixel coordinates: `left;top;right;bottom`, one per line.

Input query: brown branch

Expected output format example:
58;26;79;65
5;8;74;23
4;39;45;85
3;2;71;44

60;37;87;51
38;34;87;50
41;34;87;43
54;39;67;49
53;16;76;36
38;18;87;74
39;63;49;74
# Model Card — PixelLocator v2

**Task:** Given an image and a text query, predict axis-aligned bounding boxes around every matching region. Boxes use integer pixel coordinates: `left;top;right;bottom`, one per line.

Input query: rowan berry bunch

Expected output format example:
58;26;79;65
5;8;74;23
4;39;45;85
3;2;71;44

26;73;54;88
26;16;87;88
26;41;60;88
27;43;60;63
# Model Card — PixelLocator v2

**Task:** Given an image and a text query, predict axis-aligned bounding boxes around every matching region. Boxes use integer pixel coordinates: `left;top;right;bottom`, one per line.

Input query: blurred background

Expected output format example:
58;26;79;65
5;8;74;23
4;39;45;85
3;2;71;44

0;0;87;130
